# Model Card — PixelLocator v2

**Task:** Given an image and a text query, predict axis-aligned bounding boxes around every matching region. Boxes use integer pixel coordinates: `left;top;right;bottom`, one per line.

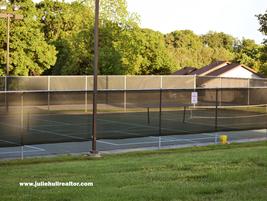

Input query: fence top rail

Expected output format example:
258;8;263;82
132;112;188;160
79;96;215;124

1;87;267;94
1;74;266;80
197;75;267;81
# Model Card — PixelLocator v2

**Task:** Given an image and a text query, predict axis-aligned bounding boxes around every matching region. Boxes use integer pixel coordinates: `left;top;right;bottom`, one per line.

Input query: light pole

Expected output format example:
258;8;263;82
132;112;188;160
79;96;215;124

91;0;99;154
0;4;23;76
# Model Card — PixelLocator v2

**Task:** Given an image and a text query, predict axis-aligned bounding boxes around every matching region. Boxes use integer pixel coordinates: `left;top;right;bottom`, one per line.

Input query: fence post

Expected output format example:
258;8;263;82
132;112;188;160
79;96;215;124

20;92;24;160
158;89;162;149
215;88;218;131
247;78;250;105
105;75;109;105
48;76;50;111
183;106;186;123
214;88;219;144
194;74;197;90
5;76;8;112
220;77;222;106
147;107;150;124
85;76;88;112
124;75;127;112
160;75;163;89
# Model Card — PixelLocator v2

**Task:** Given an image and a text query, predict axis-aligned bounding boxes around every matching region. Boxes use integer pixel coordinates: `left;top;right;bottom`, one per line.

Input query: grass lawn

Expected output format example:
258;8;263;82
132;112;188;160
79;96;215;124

0;141;267;201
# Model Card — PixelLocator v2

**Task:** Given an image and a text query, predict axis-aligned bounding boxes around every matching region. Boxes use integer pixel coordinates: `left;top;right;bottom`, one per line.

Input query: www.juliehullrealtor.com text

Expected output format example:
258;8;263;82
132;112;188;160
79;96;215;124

19;181;94;187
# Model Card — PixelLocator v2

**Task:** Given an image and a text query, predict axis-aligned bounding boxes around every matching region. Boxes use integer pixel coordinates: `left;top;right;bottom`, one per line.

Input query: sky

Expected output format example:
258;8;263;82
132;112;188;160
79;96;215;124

126;0;266;44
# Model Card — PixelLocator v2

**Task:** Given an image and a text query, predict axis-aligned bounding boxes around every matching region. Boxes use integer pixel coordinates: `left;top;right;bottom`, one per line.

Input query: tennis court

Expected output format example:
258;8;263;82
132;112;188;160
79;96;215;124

1;76;267;159
1;102;267;159
0;129;266;159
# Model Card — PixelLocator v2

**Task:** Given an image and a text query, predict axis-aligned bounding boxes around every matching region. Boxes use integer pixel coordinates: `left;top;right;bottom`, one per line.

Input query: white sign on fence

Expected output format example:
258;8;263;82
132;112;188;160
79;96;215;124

191;92;198;104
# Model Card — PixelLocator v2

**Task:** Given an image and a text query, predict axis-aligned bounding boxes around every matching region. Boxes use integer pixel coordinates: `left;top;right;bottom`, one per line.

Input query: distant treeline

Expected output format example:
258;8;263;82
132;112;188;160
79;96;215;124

0;0;266;76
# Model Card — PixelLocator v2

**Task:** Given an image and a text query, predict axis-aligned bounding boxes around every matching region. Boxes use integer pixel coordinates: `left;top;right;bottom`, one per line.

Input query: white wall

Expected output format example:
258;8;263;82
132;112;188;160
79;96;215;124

219;66;260;79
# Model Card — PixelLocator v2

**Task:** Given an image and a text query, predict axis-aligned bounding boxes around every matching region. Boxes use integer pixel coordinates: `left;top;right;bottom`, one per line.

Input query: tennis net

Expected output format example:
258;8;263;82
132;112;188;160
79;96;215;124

186;104;267;131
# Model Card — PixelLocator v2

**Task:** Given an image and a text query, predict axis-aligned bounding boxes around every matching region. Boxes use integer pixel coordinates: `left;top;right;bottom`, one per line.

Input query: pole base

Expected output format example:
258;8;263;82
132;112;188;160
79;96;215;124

88;150;101;158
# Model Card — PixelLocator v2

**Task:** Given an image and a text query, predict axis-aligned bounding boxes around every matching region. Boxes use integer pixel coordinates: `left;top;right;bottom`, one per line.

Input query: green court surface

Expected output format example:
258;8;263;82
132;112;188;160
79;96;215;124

1;103;267;160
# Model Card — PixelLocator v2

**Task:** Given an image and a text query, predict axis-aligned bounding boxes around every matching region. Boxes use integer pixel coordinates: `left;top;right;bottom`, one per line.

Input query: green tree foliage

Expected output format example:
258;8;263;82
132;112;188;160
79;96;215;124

234;39;263;71
36;0;94;75
0;0;265;76
86;0;139;27
165;30;235;70
131;29;176;75
38;0;141;75
202;31;236;51
256;10;267;74
0;0;56;75
257;10;267;41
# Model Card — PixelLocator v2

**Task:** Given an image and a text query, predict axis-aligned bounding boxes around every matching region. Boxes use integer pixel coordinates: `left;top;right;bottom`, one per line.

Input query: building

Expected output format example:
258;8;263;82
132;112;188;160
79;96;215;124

173;61;263;79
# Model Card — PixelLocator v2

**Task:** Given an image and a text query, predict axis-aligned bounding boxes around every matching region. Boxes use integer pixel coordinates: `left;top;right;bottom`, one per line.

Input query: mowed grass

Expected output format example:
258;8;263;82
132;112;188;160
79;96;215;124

0;142;267;201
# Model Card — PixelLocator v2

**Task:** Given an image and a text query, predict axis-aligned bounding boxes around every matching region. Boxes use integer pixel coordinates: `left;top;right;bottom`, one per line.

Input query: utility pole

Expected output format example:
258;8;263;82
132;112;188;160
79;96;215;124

0;5;23;75
91;0;99;154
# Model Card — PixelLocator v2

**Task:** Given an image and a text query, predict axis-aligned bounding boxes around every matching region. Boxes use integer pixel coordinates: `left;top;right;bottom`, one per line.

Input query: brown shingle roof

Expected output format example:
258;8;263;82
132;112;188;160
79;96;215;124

173;67;197;75
206;63;264;77
206;63;240;76
188;61;229;75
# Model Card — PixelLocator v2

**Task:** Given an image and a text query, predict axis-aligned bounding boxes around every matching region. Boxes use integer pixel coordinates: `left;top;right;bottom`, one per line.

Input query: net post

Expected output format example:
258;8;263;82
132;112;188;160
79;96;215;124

158;89;162;149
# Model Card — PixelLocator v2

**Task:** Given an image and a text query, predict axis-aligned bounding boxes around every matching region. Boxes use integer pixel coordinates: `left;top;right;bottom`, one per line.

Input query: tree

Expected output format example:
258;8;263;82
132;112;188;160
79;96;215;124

38;0;140;75
202;31;237;51
85;0;139;27
165;30;203;49
256;10;267;75
36;0;95;75
165;30;234;70
234;39;263;71
257;10;267;42
0;0;57;75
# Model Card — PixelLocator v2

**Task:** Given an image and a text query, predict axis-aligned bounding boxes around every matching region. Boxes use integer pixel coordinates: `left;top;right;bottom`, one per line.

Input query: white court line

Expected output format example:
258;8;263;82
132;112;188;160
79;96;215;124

0;121;88;141
97;140;118;146
0;149;44;155
98;135;216;147
0;145;46;155
108;140;159;146
34;121;100;128
100;129;163;140
98;118;191;133
191;113;266;119
30;128;87;141
186;119;266;128
112;130;156;138
25;145;46;152
0;139;20;146
34;118;73;126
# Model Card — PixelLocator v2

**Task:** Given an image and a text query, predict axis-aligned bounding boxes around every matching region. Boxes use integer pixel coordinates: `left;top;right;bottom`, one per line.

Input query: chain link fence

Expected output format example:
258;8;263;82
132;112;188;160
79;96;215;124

1;75;267;92
1;75;267;157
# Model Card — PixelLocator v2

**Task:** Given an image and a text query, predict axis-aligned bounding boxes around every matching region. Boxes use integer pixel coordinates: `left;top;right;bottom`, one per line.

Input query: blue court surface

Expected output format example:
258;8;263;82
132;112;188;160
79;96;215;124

0;129;266;160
